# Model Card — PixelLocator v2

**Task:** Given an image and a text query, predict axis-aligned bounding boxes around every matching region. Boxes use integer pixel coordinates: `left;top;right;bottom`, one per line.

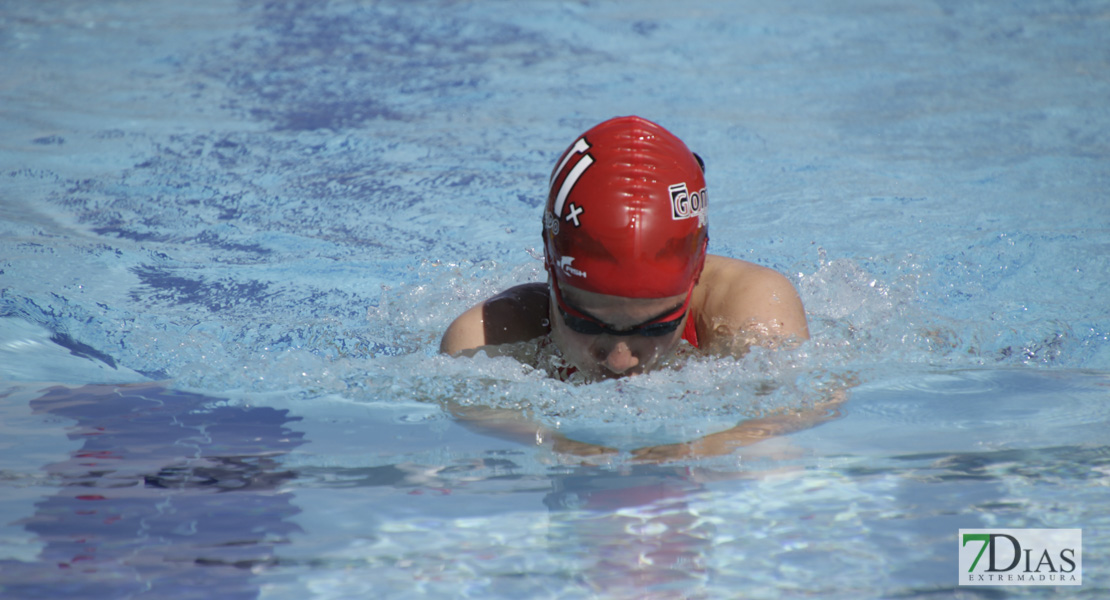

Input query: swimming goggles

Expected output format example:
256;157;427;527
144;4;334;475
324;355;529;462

551;280;693;337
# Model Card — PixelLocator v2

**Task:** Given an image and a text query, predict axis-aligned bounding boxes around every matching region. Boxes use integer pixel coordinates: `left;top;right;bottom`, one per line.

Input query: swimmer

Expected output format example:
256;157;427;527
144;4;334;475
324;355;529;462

441;115;809;379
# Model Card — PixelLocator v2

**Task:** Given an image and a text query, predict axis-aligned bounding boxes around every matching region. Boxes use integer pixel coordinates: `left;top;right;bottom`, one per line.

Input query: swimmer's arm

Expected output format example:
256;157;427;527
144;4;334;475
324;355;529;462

698;256;809;355
439;283;550;356
439;304;489;356
630;387;847;463
447;401;617;459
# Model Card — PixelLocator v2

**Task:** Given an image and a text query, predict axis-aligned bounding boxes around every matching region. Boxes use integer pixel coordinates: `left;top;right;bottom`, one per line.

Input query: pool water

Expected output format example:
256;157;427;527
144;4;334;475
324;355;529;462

1;0;1108;598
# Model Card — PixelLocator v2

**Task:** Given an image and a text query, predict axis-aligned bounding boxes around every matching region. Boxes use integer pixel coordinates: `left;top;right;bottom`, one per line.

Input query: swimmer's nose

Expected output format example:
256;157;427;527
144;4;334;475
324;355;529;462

596;340;640;375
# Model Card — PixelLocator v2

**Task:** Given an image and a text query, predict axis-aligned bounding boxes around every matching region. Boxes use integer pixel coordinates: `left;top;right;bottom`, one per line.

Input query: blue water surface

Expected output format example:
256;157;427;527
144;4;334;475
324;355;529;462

1;1;1108;598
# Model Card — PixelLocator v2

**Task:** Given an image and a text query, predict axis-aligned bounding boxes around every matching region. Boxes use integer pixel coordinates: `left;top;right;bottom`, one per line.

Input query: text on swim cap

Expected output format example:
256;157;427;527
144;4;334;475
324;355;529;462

557;256;587;279
669;182;707;225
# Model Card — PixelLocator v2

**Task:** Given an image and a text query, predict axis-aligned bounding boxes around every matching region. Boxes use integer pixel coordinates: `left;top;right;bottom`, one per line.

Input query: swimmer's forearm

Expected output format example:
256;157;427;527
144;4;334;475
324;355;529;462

446;401;616;458
631;386;847;463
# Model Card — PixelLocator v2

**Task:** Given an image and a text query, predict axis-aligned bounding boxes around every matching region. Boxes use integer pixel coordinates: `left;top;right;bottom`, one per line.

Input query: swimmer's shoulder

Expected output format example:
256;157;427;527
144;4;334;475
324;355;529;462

693;254;809;348
698;254;796;298
439;282;550;356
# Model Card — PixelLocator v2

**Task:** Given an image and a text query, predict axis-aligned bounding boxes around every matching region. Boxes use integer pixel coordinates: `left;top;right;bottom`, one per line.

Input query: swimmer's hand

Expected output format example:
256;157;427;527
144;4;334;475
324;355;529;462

447;401;617;461
628;426;771;463
551;435;618;460
630;397;845;464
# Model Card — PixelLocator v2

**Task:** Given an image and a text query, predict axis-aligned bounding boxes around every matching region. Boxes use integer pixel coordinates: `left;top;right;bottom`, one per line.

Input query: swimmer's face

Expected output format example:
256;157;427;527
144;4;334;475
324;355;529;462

549;281;691;379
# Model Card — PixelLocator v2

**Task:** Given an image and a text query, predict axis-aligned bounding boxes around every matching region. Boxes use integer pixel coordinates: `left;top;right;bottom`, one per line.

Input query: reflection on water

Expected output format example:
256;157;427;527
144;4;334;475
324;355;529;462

545;465;711;598
0;384;304;599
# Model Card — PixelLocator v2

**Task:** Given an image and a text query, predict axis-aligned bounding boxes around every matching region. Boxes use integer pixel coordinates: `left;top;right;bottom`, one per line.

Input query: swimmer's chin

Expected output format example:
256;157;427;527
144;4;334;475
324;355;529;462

574;364;648;381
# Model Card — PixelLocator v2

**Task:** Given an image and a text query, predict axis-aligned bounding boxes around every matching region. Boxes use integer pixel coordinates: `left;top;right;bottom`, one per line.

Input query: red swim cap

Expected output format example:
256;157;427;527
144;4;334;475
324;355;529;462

543;116;708;298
